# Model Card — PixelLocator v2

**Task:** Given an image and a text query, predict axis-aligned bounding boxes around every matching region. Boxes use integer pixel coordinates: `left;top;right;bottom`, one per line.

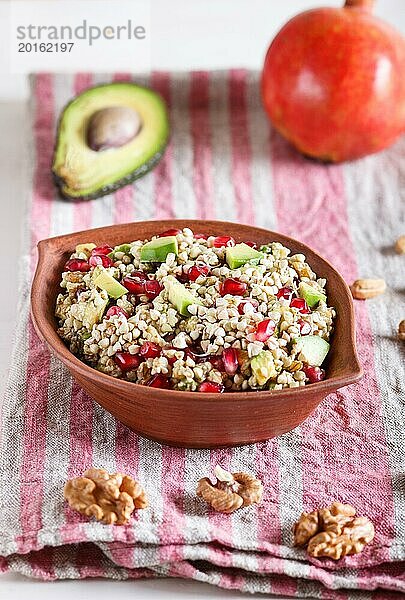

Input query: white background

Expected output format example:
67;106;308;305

1;1;404;598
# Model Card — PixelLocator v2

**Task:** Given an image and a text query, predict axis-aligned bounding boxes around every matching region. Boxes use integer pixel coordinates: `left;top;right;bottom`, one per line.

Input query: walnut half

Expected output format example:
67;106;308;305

64;468;148;525
196;465;263;514
293;501;374;560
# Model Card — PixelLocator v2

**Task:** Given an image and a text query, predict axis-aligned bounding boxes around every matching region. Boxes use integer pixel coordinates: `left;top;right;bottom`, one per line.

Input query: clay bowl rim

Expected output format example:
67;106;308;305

31;219;363;403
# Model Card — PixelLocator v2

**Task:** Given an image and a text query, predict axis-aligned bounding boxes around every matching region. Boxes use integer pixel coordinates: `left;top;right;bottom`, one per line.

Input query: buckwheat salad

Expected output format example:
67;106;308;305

55;227;335;392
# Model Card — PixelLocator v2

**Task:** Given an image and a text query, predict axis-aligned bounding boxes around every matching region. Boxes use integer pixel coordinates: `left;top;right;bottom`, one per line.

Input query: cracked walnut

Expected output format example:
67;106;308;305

196;464;263;513
293;501;374;560
64;467;148;525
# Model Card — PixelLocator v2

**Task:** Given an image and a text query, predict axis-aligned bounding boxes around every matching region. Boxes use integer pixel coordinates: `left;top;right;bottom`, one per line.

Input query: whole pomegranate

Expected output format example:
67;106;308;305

261;0;405;162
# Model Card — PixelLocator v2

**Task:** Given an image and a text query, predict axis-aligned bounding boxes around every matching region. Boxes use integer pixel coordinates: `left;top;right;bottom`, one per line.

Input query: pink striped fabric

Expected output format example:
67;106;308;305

72;73;94;232
190;71;215;219
1;71;404;598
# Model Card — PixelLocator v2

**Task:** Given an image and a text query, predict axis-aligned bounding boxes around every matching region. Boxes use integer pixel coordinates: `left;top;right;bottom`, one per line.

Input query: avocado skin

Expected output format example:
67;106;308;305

52;148;167;201
52;82;170;202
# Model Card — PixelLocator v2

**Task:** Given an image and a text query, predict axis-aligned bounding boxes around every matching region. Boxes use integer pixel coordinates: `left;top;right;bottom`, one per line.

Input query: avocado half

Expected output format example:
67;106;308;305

52;82;170;201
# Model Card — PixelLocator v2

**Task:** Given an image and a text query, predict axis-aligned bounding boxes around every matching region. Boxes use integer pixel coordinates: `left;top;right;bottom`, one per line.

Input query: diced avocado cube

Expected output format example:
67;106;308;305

113;243;132;254
298;281;326;308
140;236;178;262
226;243;263;269
300;335;330;367
93;270;127;299
75;242;96;257
83;290;108;329
250;350;277;386
164;275;203;316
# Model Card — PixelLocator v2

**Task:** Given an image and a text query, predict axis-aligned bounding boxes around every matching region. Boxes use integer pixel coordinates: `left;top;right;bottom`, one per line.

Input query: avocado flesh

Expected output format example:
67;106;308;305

53;83;170;200
75;242;96;256
113;243;132;254
251;351;277;386
83;290;109;329
164;276;203;316
298;281;326;308
226;243;263;269
93;269;127;299
300;336;330;367
140;236;178;262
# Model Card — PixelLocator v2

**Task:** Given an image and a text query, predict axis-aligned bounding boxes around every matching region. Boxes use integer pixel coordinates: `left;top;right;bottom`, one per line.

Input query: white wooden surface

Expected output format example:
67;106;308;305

1;1;404;598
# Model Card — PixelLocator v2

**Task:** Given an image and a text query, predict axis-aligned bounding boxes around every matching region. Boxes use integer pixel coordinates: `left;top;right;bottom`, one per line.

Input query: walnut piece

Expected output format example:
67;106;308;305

291;261;314;279
398;320;405;341
395;235;405;254
318;501;356;535
293;509;319;546
64;468;148;525
196;465;263;514
293;501;374;560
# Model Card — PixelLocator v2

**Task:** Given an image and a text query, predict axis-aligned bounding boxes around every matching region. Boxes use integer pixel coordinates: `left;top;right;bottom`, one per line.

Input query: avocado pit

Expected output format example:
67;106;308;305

87;105;142;151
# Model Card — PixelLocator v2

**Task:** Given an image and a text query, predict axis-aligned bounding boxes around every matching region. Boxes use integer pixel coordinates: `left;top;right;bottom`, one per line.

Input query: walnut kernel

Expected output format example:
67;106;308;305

398;320;405;341
395;235;405;254
293;501;374;560
64;467;148;525
293;510;319;546
196;465;263;513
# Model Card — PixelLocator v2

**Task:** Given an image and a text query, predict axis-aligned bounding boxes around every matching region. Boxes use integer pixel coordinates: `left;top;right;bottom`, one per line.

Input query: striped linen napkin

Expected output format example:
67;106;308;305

0;71;404;598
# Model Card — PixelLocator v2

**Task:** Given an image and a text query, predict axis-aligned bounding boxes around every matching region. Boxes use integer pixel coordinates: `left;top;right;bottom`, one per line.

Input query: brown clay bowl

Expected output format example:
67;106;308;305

31;220;362;448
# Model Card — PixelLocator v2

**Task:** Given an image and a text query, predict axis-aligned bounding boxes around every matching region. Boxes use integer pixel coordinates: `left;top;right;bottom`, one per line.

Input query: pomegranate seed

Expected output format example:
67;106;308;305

122;275;146;295
213;236;235;248
162;346;179;365
159;228;181;237
236;349;249;366
144;279;163;299
106;306;128;318
64;258;90;272
303;365;326;383
140;341;161;359
131;270;148;281
184;347;206;363
184;347;195;360
298;318;312;335
176;269;189;283
208;355;225;371
114;352;141;373
255;319;276;342
276;287;294;301
222;347;239;375
89;254;114;268
237;298;259;314
187;264;210;281
195;233;208;239
290;297;310;314
166;353;178;366
146;374;171;388
91;244;113;256
198;381;225;393
219;278;247;296
245;240;257;249
184;347;222;365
